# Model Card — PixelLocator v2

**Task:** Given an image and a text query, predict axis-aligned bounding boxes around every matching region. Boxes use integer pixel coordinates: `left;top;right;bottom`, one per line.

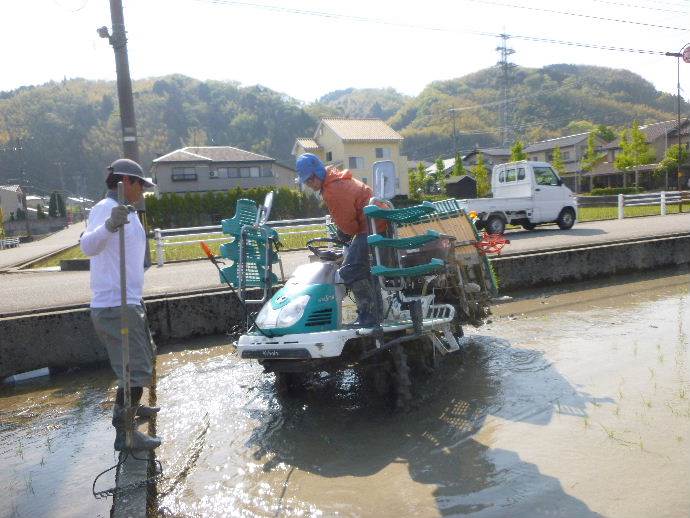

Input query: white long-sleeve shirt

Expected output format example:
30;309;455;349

80;195;146;308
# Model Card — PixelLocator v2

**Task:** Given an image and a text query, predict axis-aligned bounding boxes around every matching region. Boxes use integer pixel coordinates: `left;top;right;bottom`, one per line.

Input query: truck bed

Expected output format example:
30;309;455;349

458;196;534;213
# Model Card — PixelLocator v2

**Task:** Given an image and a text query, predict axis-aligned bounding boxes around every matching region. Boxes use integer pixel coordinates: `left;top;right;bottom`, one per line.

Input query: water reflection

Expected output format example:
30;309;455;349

237;337;608;517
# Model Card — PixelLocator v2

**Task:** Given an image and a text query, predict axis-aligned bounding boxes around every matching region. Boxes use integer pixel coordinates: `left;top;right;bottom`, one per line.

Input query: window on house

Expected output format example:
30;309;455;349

261;166;273;177
212;168;229;179
172;167;197;181
375;147;391;159
228;168;239;178
250;166;260;178
326;151;333;162
240;167;250;178
362;177;368;184
562;151;571;160
349;157;364;169
532;156;539;161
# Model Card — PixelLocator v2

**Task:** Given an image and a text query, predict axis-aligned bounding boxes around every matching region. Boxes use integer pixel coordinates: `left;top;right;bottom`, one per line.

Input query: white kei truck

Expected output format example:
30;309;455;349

458;160;578;234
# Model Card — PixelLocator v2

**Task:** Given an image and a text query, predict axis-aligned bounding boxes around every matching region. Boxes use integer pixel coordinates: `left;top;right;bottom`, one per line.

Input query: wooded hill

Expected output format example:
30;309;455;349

0;64;686;198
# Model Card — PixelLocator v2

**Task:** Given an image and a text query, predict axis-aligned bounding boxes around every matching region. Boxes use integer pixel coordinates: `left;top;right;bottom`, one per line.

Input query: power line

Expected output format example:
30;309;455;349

189;0;671;56
463;0;689;32
589;0;688;15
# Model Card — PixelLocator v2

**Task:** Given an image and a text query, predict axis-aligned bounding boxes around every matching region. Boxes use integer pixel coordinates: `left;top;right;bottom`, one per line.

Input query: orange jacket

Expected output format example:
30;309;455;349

321;168;373;236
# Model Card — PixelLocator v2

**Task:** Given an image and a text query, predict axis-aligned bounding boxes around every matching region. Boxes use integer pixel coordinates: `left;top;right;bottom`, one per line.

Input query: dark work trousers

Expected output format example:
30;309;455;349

338;233;371;286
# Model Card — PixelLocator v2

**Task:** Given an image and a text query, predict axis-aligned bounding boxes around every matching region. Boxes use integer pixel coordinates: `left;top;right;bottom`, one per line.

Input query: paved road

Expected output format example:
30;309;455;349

1;213;688;316
0;222;86;271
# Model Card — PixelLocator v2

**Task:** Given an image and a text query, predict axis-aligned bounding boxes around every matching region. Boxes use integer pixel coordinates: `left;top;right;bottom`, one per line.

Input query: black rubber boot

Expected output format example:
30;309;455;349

112;405;162;451
349;278;377;327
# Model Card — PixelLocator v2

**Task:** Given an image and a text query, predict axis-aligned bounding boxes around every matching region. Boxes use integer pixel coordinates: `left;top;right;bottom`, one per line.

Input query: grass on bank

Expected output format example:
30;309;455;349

29;226;328;268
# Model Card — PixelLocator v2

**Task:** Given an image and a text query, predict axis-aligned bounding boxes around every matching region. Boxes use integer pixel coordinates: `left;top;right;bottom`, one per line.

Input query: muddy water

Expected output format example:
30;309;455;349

1;271;688;518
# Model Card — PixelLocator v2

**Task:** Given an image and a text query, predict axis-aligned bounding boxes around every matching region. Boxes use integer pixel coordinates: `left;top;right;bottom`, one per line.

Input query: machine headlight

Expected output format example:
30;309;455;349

255;295;310;329
275;295;310;328
255;302;280;328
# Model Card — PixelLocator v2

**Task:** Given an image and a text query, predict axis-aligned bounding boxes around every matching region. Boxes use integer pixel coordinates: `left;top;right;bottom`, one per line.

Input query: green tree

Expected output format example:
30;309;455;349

596;124;616;142
15;207;25;220
655;144;688;178
49;191;66;218
511;141;527;161
581;132;603;172
471;153;490;197
36;204;47;219
10;212;15;222
408;164;423;200
551;147;565;174
615;121;655;170
452;152;465;176
0;207;4;237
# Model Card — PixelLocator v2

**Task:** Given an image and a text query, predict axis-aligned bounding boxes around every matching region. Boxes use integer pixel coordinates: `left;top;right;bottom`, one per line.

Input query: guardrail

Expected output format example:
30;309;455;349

0;237;20;250
154;216;328;267
575;190;688;220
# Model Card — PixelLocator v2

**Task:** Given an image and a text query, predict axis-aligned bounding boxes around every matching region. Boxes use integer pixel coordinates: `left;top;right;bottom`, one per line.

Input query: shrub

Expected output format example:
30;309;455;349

145;187;325;228
589;187;644;196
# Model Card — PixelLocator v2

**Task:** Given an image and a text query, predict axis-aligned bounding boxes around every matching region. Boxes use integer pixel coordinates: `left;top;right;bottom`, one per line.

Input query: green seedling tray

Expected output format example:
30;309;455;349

363;201;436;223
371;258;445;278
367;230;440;249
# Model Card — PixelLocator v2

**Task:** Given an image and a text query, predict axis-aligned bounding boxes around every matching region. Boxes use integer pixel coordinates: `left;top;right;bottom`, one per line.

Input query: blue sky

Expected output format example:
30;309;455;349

3;0;689;103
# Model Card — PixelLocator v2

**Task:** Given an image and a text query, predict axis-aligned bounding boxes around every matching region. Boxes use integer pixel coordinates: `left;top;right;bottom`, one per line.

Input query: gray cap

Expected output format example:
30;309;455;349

108;158;156;188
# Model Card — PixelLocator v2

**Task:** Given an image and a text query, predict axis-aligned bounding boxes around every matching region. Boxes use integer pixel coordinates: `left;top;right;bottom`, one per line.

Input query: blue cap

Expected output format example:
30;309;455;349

295;153;326;184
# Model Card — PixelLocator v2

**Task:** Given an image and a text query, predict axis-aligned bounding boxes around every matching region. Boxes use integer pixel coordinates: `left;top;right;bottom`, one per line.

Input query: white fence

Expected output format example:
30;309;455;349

154;216;328;267
0;237;20;250
576;190;687;220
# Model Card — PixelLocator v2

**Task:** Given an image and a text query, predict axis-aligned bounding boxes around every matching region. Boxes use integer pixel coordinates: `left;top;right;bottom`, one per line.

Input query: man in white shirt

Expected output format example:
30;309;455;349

80;158;161;451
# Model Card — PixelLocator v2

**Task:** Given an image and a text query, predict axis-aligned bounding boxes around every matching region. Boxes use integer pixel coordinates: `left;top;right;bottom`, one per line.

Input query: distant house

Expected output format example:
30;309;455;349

151;146;295;195
463;147;511;168
292;118;410;196
424;158;458;177
0;185;23;221
590;119;690;190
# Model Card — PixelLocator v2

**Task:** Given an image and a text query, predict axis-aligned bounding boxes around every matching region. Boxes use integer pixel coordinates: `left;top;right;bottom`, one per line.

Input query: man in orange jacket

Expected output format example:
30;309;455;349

296;153;377;327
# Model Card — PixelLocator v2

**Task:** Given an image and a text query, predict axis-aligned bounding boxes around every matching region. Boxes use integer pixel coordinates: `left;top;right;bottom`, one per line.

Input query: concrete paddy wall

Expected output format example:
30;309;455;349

2;234;689;379
492;234;690;292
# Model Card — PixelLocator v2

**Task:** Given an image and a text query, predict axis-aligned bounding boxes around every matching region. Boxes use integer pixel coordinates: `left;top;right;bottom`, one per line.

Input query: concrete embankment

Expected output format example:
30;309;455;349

2;233;689;379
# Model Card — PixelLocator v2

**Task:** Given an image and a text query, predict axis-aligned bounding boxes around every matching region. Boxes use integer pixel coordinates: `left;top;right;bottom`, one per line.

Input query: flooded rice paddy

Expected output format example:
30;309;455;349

1;270;689;517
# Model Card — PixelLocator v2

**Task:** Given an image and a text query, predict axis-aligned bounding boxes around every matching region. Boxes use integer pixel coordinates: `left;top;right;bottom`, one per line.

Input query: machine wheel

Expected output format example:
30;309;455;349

485;216;506;235
522;222;537;231
556;208;576;230
390;346;413;411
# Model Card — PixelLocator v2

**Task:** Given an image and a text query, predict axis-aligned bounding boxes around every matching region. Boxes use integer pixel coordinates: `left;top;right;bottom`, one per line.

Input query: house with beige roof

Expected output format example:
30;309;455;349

292;118;410;196
151;146;295;195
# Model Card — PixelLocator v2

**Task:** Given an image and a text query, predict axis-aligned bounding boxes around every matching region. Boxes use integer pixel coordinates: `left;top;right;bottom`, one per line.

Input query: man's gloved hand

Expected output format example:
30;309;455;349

105;204;131;233
336;228;352;244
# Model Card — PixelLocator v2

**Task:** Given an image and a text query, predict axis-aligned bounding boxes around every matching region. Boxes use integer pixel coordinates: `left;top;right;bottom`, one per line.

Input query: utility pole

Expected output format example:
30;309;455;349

496;34;516;147
98;0;140;162
14;138;31;237
448;109;458;157
664;44;689;190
